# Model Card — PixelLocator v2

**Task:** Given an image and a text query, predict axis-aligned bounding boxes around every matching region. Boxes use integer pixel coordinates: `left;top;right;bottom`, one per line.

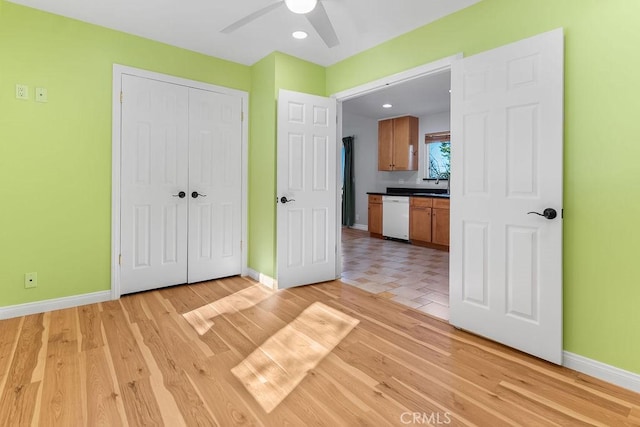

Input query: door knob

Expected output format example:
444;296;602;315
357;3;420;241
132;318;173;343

172;191;186;199
280;196;295;204
192;191;207;198
527;208;557;220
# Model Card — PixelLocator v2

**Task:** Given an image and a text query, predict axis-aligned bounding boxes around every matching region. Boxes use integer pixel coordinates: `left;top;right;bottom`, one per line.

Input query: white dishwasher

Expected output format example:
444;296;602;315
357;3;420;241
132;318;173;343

382;196;409;240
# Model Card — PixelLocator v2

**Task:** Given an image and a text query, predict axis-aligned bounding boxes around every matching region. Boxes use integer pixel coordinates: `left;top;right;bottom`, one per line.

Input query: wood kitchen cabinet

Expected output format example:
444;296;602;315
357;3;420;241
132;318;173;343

431;198;450;246
368;195;383;237
409;197;432;242
378;116;419;171
409;196;450;250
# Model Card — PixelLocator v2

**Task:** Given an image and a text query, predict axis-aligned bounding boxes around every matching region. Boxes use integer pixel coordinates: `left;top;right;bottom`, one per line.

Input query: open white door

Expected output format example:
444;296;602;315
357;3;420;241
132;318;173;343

450;29;564;364
277;89;337;289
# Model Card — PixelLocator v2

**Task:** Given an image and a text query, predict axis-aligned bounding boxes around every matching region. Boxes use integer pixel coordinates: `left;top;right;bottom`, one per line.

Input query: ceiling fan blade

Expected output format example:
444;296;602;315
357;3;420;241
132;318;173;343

306;1;339;47
221;1;284;34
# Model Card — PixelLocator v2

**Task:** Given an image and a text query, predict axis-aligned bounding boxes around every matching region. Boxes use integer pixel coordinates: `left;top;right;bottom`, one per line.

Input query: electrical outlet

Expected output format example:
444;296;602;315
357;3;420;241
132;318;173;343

16;84;29;100
25;272;37;289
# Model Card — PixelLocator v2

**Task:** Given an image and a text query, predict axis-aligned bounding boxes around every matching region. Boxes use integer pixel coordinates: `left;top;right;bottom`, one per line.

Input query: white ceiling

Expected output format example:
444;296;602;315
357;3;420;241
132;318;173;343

343;70;451;120
7;0;481;67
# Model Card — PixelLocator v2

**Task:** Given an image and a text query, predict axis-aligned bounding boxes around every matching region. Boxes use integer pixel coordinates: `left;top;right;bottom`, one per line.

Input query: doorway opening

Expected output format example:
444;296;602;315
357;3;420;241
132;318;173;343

334;56;458;321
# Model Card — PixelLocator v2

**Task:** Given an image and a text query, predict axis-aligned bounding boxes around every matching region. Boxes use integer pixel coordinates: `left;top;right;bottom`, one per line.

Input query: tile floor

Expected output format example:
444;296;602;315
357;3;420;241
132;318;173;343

341;227;450;320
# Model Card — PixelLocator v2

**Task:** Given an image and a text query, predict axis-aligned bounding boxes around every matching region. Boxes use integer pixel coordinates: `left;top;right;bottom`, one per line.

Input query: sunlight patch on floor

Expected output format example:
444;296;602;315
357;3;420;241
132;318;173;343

182;284;274;335
231;302;359;413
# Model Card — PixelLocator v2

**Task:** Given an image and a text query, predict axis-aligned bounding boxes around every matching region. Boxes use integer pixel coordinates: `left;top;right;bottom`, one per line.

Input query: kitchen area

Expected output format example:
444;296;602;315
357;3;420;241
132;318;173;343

340;70;452;319
367;115;450;246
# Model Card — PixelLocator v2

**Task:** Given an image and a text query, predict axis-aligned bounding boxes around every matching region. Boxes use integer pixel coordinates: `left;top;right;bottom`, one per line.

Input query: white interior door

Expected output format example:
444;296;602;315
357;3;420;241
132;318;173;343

449;29;564;364
277;89;337;289
121;75;189;294
188;88;242;282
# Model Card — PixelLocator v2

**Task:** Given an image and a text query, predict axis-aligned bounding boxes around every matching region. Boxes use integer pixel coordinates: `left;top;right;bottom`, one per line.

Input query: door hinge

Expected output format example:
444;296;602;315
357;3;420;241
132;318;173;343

120;91;123;103
241;111;244;122
240;240;243;250
118;254;122;265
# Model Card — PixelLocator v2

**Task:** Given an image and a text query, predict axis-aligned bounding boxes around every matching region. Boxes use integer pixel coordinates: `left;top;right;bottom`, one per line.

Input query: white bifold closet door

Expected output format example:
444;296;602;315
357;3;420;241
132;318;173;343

120;74;242;295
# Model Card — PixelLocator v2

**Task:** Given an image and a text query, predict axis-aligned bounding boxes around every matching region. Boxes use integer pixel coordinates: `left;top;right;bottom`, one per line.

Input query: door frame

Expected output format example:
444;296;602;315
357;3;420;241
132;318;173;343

111;64;249;299
331;54;462;279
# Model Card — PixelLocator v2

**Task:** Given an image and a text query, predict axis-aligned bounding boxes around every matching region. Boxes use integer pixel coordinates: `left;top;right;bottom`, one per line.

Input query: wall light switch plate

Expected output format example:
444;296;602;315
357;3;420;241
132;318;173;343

16;84;29;100
35;87;48;103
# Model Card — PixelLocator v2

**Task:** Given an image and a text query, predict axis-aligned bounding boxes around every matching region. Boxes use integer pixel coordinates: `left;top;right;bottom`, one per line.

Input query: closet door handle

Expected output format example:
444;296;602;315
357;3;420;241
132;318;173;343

192;191;207;199
172;191;186;199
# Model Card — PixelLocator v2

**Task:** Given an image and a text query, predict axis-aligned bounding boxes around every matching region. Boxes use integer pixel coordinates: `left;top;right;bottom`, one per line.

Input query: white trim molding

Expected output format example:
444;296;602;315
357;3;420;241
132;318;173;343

331;54;462;102
246;269;278;291
350;223;368;231
564;351;640;393
0;291;112;320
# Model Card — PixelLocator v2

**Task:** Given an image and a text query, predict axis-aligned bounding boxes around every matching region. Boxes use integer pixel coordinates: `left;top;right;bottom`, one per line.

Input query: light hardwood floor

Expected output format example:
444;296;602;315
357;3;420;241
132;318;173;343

1;277;639;426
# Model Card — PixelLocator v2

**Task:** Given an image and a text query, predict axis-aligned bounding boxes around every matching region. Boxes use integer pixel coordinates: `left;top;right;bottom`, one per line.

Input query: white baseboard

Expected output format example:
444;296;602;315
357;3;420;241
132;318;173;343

0;291;113;320
350;223;368;231
563;351;640;393
246;268;278;290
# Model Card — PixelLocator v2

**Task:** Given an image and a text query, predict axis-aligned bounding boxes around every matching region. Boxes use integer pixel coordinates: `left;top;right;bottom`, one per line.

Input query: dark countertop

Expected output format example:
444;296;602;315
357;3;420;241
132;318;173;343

367;187;450;199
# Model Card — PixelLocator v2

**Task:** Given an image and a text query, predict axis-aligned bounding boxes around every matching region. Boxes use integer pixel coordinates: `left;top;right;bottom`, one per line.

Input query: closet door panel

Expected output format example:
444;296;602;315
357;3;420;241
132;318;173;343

120;75;189;294
188;89;243;282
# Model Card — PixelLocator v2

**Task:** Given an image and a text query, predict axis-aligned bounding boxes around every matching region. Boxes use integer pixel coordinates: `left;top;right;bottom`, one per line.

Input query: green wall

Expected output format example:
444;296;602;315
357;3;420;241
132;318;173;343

328;0;640;375
247;54;278;277
248;52;325;277
0;2;250;306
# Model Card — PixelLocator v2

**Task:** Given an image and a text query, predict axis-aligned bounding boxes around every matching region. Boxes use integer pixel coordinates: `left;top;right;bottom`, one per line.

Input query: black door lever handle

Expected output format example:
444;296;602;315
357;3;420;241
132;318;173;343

527;208;557;220
172;191;186;198
192;192;207;198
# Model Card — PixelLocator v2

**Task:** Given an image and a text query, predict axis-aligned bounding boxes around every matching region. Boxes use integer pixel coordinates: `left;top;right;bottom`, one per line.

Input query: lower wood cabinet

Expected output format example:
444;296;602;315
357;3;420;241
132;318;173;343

409;197;432;242
431;198;450;246
410;197;450;249
368;194;449;248
368;195;383;236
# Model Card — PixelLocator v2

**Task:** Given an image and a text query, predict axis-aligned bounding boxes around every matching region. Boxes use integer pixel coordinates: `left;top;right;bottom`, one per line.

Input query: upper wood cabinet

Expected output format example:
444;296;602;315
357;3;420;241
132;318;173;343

378;116;419;171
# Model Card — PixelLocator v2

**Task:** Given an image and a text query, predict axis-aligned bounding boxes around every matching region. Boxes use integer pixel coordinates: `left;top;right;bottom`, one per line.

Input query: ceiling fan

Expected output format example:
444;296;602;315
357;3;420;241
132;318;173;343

221;0;339;48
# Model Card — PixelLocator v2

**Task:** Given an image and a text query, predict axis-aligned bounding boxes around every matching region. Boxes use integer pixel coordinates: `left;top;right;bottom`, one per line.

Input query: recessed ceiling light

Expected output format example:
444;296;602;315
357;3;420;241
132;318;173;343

292;31;308;40
382;103;393;109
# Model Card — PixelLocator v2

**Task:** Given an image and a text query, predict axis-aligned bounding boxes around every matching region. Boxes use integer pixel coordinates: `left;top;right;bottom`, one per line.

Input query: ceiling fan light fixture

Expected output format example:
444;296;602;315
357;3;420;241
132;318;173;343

284;0;318;14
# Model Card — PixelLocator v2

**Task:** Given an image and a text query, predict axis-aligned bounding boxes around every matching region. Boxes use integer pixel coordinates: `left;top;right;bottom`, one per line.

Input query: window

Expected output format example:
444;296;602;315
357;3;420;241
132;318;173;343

424;131;450;180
